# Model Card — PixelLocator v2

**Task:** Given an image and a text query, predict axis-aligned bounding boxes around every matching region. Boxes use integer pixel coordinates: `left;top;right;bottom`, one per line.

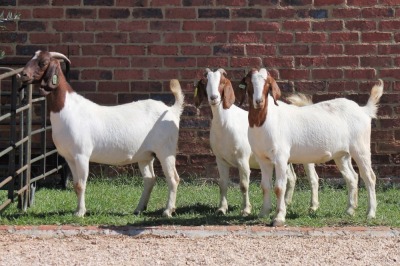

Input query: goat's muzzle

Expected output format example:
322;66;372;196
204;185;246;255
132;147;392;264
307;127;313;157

253;98;264;109
209;94;220;106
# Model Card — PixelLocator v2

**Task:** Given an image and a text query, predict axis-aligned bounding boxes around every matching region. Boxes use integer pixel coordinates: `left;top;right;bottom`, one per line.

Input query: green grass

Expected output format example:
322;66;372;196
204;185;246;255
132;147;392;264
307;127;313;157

0;175;399;227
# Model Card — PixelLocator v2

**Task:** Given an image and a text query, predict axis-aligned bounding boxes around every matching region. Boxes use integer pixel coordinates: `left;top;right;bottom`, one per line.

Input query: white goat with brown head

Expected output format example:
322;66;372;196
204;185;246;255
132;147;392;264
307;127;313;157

244;68;383;226
194;68;320;216
21;50;184;217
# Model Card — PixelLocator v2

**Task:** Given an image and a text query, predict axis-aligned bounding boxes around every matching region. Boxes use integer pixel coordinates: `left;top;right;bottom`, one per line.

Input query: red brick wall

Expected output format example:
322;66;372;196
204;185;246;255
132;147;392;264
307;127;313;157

1;0;399;182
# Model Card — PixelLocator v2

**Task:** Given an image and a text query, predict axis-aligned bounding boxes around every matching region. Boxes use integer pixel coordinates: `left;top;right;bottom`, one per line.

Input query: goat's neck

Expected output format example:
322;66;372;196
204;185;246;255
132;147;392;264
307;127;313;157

248;96;271;128
46;73;74;113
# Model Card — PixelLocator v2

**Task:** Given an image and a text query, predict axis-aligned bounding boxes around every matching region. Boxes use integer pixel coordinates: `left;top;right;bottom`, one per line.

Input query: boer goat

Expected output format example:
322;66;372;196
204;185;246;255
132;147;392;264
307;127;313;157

21;50;184;217
194;68;320;216
244;68;383;226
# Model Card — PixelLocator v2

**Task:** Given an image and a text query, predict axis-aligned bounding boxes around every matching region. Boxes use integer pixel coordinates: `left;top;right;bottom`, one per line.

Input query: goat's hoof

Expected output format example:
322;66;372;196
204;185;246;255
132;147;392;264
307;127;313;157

133;210;142;216
241;208;252;217
216;208;227;215
74;209;86;217
367;212;376;219
163;208;175;217
346;207;356;216
309;205;319;213
272;219;285;227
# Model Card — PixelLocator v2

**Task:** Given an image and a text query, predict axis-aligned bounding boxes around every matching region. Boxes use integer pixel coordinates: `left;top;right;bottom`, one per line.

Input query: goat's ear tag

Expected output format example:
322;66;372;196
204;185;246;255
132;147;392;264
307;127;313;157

239;84;246;90
194;87;198;97
52;74;58;85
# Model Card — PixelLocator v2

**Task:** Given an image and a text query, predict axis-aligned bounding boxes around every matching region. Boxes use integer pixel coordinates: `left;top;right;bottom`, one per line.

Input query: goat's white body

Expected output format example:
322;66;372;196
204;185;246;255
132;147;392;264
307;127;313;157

248;74;382;225
51;92;180;165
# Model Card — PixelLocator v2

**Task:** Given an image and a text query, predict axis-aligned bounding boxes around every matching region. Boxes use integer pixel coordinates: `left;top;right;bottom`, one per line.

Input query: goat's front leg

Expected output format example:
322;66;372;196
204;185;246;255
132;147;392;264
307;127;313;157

237;159;251;216
134;160;156;215
274;160;289;227
258;159;274;218
216;157;230;215
67;155;89;217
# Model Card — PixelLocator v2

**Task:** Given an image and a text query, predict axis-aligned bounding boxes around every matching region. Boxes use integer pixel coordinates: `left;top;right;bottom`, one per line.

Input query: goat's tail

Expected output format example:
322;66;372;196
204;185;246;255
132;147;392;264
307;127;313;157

364;79;384;119
286;93;313;107
170;79;185;118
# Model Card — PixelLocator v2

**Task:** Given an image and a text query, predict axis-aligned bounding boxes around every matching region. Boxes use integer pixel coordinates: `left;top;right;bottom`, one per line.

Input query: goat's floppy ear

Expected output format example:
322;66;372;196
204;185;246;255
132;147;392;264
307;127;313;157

194;78;208;108
221;79;235;109
266;76;281;106
41;59;60;90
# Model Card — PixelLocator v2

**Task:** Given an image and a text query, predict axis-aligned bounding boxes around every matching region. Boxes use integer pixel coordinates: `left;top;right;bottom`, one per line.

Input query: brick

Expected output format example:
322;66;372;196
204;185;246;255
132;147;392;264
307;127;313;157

182;0;213;6
344;44;377;55
216;21;247;31
16;45;44;56
280;0;312;6
130;81;162;92
98;81;130;92
246;44;276;55
362;32;392;43
132;8;163;18
86;21;117;31
66;8;97;19
198;8;230;18
148;69;179;80
380;20;400;30
99;57;130;67
0;0;16;5
130;33;160;43
33;8;64;19
183;21;214;31
197;57;229;68
18;21;47;31
69;57;98;68
362;7;395;18
118;93;149;104
265;8;296;19
164;57;196;68
329;32;359;43
150;21;180;31
52;0;81;5
118;21;147;31
114;69;144;80
314;0;345;5
213;45;245;56
279;45;309;55
53;21;84;32
282;20;310;31
84;0;114;5
380;69;400;79
131;57;163;67
262;32;293;43
165;8;196;19
347;0;377;6
151;0;180;6
327;81;358;92
345;20;376;31
311;44;343;55
99;8;131;19
165;33;194;43
216;0;247;6
295;56;326;67
63;33;94;43
344;69;376;79
86;93;117;105
296;32;326;43
298;9;328;19
378;45;400;55
231;57;262;68
115;45;145;55
82;45;112;55
312;21;343;31
249;21;279;31
312;69;343;79
18;0;47;5
30;33;61;44
280;69;309;80
360;56;392;67
232;8;262;18
181;46;211;55
263;56;294;68
332;8;361;18
230;32;260;43
327;56;358;67
294;81;326;93
196;33;227;43
81;69;113;80
148;45;178;55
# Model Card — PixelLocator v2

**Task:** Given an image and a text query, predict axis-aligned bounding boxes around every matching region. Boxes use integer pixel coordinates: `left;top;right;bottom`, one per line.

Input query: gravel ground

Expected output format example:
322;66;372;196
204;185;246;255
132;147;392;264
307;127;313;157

0;226;399;265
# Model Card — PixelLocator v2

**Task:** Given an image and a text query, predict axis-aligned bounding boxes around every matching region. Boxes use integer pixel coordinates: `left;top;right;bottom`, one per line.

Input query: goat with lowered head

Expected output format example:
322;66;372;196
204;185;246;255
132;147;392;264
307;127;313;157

244;68;383;226
194;68;320;216
20;50;184;217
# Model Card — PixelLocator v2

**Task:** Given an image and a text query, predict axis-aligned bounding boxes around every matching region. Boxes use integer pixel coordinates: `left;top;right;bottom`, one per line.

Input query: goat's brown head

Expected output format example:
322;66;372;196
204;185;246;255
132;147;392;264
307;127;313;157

245;68;281;127
21;50;71;95
193;68;235;109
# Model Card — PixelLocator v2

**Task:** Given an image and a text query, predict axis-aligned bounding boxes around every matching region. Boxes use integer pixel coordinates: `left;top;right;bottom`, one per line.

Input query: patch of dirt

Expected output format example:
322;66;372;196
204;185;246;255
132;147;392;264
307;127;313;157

0;233;399;265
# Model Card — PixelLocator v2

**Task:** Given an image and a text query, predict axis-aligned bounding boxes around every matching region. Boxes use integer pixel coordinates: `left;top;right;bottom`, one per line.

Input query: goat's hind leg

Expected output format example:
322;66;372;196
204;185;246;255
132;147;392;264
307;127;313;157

159;155;180;217
304;163;320;212
237;159;252;216
284;163;297;206
216;158;230;215
134;159;156;215
334;155;358;216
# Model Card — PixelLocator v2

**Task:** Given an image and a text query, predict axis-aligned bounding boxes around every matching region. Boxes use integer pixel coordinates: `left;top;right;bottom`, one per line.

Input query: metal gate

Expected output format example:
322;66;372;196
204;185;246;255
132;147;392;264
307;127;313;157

0;66;68;212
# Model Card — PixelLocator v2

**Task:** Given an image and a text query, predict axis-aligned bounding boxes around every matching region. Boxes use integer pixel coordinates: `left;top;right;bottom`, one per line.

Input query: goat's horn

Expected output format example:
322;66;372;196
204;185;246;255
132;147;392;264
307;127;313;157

49;52;71;64
217;68;227;76
205;68;212;73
